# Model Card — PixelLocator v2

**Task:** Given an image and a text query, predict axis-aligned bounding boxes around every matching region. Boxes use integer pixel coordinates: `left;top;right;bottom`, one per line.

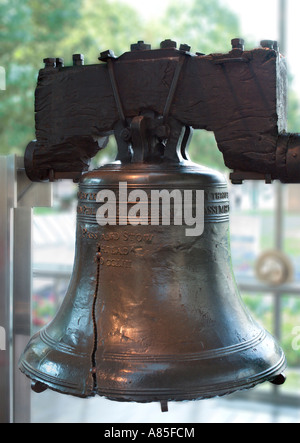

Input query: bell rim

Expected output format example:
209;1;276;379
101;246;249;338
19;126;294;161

19;349;286;402
95;352;287;403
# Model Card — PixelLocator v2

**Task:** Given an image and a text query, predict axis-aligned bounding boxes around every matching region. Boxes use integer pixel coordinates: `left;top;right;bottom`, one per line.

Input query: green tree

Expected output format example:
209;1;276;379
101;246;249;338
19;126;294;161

2;0;299;172
161;0;240;55
0;0;83;154
156;0;242;171
0;0;143;155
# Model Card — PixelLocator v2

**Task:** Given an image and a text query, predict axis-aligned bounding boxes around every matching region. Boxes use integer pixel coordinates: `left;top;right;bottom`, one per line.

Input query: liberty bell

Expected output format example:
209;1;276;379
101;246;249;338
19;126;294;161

20;38;300;410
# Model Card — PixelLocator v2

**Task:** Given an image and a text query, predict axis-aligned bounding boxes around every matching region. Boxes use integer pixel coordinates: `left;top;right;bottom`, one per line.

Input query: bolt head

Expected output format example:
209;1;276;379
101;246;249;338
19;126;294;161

231;38;245;50
73;53;84;60
43;58;56;68
131;41;151;51
160;39;177;49
121;128;132;142
260;40;275;49
56;58;64;67
98;49;116;62
179;43;191;52
73;54;84;66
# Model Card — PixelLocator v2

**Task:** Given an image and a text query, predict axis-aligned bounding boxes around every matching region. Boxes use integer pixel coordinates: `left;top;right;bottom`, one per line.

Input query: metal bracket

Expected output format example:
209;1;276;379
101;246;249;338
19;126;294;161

230;170;273;185
16;156;53;207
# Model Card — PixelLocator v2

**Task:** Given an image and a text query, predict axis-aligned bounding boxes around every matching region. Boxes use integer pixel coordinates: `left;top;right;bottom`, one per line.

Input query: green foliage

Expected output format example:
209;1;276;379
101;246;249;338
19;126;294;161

0;1;32;60
162;0;240;55
0;0;84;154
55;0;144;65
242;293;300;369
187;131;225;172
0;0;143;155
281;295;300;367
1;0;299;172
155;0;242;171
287;86;300;133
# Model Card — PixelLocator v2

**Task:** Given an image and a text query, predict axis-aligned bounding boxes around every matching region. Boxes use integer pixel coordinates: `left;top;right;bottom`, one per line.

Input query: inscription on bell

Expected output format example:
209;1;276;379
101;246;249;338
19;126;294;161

77;183;230;240
99;257;132;268
77;205;97;215
204;204;230;215
78;191;98;201
209;192;229;200
81;228;154;243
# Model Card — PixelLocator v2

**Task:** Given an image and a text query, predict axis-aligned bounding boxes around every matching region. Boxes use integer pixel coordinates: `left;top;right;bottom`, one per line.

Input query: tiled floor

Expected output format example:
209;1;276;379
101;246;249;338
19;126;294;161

31;389;300;423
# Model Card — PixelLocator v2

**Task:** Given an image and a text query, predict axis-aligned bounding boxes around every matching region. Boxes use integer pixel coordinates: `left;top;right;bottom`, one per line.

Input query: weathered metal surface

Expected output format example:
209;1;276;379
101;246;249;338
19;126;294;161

19;161;286;402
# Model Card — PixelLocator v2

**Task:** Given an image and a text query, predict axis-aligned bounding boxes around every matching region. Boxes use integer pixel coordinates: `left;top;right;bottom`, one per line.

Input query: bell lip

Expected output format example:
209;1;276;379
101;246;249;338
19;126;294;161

18;357;96;398
94;354;287;403
19;352;286;403
19;359;96;399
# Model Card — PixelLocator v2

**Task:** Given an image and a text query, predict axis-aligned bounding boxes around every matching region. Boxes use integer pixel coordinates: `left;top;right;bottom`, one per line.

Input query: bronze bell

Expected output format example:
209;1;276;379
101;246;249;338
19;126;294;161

19;39;294;409
20;157;286;405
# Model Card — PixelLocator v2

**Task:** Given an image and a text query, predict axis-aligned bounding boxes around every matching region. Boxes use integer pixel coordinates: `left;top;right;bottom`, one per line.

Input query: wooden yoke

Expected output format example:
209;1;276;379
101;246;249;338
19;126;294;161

24;38;300;184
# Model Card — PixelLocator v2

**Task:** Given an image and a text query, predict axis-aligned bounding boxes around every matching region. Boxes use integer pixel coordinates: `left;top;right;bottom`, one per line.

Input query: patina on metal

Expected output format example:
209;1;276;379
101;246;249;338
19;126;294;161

19;39;293;411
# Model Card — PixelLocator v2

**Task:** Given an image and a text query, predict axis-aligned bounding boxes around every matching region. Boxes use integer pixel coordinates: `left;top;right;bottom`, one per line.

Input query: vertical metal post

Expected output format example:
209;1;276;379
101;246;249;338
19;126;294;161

12;206;33;423
0;155;52;423
275;0;287;253
272;0;288;397
274;0;287;338
0;156;15;423
279;0;287;54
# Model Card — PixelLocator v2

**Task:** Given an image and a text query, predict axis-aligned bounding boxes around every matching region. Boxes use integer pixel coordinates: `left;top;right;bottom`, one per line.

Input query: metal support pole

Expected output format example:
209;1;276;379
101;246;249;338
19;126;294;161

279;0;287;54
12;206;33;423
275;0;287;254
0;155;15;423
271;0;288;398
0;155;52;423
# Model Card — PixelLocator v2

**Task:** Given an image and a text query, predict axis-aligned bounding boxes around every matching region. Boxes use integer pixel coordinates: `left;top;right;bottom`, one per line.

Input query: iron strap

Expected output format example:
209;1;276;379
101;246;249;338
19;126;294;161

107;54;187;126
163;54;187;123
107;58;126;126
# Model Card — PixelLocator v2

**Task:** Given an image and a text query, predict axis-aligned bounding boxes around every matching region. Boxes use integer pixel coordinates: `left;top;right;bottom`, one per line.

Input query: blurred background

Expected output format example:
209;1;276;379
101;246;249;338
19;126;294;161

1;0;300;423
